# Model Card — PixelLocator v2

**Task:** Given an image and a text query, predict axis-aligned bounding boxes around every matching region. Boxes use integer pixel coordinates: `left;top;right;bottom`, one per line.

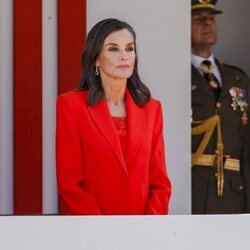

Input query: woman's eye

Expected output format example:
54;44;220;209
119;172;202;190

108;47;118;51
126;47;134;52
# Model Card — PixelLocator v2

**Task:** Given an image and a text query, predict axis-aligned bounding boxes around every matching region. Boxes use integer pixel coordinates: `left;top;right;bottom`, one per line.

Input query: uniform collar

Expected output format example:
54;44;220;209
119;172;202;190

191;54;216;68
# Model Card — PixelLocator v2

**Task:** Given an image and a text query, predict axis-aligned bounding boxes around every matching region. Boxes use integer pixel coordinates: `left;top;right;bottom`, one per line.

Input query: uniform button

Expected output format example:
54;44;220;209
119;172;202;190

216;102;222;108
239;185;244;191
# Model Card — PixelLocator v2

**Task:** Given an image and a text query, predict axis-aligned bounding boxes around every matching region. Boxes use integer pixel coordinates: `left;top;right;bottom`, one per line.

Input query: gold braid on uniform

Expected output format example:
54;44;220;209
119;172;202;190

192;115;224;196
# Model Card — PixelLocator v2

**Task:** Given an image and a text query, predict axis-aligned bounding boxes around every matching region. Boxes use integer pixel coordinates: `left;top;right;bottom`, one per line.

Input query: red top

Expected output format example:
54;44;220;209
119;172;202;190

112;116;127;157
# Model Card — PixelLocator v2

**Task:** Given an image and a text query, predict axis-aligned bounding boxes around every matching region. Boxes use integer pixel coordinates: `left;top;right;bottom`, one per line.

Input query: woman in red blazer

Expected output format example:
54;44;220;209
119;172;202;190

56;18;171;215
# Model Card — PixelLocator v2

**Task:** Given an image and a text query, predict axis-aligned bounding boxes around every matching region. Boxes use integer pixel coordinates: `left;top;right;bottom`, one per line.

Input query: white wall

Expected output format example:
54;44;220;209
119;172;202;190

1;215;250;250
0;0;13;214
214;0;250;75
87;0;191;214
42;0;58;214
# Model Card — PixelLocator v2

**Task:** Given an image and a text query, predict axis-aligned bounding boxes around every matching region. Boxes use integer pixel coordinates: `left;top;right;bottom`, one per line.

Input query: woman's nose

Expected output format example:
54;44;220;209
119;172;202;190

120;50;128;60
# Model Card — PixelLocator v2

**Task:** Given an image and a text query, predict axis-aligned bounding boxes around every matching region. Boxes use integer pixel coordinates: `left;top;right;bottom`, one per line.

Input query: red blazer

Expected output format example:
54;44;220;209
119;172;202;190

56;89;171;215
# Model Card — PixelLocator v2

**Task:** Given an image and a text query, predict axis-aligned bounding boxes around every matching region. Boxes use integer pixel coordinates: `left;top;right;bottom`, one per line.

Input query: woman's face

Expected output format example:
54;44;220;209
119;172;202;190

96;29;136;82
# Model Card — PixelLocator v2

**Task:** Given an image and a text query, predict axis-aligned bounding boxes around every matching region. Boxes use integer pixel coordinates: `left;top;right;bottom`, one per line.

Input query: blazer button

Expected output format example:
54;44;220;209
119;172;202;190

216;102;222;108
239;185;244;191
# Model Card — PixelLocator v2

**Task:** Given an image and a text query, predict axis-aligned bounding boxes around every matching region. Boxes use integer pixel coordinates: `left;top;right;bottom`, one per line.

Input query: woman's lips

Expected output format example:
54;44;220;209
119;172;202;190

117;64;129;68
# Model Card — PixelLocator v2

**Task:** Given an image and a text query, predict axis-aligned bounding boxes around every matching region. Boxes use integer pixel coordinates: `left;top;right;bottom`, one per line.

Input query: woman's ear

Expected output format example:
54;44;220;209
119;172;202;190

95;58;100;67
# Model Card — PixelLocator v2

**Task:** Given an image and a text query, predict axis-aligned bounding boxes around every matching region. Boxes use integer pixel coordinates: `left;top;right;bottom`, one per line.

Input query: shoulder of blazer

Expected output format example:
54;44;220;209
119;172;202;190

222;63;248;76
216;59;249;89
143;98;163;120
58;90;88;106
144;97;160;110
216;59;249;82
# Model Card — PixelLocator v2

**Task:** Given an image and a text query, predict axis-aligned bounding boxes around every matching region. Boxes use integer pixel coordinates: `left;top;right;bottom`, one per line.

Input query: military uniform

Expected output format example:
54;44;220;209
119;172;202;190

192;60;250;213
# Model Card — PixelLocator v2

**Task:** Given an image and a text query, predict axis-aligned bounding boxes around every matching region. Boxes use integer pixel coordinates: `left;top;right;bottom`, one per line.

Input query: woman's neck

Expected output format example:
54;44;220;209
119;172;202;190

102;79;127;104
102;79;127;117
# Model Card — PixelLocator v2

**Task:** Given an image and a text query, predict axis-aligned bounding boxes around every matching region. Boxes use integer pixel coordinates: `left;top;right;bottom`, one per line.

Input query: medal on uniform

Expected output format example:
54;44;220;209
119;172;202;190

229;87;248;125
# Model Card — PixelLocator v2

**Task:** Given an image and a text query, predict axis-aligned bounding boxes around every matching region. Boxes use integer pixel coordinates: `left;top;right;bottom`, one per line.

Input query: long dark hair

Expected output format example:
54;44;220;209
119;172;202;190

79;18;151;106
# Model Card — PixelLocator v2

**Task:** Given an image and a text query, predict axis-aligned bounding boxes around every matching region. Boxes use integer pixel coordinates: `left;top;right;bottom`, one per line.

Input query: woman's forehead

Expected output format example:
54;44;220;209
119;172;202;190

103;29;134;44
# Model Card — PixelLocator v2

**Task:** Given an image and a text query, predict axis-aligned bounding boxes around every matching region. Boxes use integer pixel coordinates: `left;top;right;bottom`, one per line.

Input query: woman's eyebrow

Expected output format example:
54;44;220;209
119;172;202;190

105;42;134;47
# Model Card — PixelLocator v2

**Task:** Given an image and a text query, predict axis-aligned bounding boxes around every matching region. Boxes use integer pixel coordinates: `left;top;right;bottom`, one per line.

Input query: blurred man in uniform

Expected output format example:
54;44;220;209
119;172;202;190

191;0;250;213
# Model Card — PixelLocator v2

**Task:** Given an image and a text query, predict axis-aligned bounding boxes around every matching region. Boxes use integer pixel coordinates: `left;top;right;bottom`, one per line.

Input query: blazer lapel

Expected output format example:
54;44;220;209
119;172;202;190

87;98;128;176
216;60;231;101
192;65;215;99
125;88;146;167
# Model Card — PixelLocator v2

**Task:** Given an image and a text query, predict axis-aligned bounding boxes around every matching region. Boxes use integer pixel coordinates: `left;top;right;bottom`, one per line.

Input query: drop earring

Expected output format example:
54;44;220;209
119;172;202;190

95;66;99;76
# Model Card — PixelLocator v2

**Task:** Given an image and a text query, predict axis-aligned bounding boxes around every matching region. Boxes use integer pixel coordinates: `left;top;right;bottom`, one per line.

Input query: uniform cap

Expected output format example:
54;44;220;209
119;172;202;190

192;0;222;15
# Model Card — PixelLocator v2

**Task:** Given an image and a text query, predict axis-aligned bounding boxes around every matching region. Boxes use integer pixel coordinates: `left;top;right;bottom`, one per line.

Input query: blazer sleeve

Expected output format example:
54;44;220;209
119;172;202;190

56;95;101;215
146;101;171;214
